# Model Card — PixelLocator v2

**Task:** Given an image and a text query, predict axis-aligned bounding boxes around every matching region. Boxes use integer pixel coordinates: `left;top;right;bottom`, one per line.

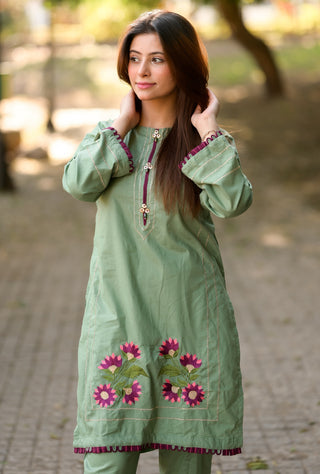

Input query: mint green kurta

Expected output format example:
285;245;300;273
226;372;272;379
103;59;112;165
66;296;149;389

63;123;252;455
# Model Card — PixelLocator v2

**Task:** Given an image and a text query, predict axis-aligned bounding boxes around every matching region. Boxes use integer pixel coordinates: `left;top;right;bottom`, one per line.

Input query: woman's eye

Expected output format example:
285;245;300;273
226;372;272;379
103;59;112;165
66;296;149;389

152;57;164;64
129;56;139;62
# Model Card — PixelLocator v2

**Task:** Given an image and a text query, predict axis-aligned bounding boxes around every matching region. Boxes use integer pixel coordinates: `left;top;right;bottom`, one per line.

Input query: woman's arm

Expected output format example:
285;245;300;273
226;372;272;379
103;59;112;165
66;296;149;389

179;131;252;218
62;91;140;202
62;124;134;202
191;88;221;142
180;89;252;218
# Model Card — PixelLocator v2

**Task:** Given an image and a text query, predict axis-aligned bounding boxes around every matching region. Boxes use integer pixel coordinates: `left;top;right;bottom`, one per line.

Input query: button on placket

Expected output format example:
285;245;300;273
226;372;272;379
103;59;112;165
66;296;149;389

152;129;161;141
139;203;150;214
139;129;160;226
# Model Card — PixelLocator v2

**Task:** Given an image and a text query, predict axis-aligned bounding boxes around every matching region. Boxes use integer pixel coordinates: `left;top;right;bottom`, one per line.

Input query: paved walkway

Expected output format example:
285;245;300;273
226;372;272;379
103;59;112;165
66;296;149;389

1;119;319;473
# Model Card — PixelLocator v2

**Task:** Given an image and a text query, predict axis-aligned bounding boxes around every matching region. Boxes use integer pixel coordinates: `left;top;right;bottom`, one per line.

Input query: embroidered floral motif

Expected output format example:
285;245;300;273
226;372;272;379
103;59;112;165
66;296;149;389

120;342;141;360
158;338;205;407
122;380;142;405
162;379;181;403
94;384;117;407
182;383;205;407
159;338;179;358
94;343;148;408
99;353;122;373
180;353;202;372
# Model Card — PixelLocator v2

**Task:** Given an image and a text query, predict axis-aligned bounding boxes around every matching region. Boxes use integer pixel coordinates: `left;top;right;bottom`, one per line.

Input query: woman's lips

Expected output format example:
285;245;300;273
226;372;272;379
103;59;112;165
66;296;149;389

136;82;155;89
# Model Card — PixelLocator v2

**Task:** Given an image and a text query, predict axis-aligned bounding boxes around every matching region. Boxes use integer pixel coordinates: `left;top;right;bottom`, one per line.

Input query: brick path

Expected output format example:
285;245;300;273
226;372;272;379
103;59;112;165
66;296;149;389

1;133;319;473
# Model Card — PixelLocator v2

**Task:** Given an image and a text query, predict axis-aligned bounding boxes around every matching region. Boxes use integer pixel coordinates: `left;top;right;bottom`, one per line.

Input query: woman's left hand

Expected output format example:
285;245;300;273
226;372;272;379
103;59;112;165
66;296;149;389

191;89;220;141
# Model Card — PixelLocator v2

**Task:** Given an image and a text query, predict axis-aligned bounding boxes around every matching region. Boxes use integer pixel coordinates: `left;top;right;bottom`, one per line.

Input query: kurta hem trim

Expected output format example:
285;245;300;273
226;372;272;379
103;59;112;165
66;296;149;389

74;445;242;456
178;131;223;169
104;127;134;173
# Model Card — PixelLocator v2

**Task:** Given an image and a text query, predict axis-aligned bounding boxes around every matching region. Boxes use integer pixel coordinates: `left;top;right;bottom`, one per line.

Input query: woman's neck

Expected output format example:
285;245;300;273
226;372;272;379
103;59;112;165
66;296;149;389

139;98;176;129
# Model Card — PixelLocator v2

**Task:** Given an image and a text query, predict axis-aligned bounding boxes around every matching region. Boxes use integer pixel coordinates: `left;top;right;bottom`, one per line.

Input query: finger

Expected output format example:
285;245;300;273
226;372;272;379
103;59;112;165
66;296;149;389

207;89;217;105
193;104;202;115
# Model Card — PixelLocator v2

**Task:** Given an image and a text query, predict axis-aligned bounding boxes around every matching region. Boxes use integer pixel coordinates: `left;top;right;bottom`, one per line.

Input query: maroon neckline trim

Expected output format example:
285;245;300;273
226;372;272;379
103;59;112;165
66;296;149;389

74;444;241;456
178;130;223;170
140;130;159;225
104;127;134;173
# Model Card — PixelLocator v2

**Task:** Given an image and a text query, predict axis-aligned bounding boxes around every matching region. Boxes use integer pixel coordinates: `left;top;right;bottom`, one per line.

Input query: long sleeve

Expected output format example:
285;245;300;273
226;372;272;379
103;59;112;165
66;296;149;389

62;123;133;202
179;131;252;218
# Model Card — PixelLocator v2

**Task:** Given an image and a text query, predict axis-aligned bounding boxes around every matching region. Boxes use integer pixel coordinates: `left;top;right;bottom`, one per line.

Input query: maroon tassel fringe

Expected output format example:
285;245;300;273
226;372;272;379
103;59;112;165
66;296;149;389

74;444;241;456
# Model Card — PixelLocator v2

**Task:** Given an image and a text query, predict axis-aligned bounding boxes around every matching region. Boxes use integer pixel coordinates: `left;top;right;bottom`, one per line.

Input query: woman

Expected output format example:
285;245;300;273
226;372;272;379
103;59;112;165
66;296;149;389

63;10;252;474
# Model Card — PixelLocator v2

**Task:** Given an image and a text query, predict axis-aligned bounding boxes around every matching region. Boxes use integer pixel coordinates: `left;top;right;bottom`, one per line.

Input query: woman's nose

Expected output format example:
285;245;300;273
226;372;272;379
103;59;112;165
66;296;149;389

138;60;150;76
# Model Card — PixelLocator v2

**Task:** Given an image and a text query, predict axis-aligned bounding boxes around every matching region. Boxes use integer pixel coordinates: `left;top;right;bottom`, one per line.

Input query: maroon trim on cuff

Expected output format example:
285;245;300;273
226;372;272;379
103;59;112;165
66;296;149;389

74;444;241;456
179;130;223;170
104;127;134;173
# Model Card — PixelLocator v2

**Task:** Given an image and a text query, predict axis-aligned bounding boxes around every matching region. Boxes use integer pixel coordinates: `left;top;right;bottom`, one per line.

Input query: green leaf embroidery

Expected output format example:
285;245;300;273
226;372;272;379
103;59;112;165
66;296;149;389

122;365;149;378
190;374;199;381
114;381;127;392
158;365;182;377
181;365;190;375
102;373;114;382
177;378;188;387
162;350;179;359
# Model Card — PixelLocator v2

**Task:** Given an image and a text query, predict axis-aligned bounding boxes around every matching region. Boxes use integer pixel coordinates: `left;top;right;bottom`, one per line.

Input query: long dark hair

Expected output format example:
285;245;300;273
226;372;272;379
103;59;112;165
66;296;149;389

117;10;209;216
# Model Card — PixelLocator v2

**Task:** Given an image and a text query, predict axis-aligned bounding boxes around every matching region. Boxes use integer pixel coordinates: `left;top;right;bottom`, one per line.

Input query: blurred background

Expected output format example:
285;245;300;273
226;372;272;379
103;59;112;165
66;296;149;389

1;0;319;174
0;1;320;473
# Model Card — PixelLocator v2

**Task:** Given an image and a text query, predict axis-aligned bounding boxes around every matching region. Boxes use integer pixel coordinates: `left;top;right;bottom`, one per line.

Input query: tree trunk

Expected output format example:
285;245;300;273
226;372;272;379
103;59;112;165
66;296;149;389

45;9;56;132
0;132;16;191
0;14;15;190
216;0;284;96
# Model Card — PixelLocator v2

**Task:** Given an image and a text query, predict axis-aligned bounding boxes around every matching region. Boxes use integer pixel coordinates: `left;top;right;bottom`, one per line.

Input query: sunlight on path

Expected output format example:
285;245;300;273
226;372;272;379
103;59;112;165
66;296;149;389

1;96;121;163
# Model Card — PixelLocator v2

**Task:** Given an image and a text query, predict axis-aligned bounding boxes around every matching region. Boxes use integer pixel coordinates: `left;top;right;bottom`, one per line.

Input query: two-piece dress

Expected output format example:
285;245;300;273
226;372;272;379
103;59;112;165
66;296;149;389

62;123;252;455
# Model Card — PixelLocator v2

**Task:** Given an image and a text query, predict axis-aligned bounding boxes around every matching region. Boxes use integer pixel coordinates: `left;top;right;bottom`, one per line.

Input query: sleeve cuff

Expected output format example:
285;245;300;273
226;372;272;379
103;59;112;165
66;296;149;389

102;126;134;174
179;130;223;170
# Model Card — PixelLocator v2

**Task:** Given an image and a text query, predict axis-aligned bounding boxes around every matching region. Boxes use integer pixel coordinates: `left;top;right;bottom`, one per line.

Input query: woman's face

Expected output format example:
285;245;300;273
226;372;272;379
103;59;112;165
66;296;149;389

128;33;177;104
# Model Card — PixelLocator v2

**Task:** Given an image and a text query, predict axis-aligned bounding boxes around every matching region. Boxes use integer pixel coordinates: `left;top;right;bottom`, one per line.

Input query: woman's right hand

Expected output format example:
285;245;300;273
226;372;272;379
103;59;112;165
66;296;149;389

112;90;140;138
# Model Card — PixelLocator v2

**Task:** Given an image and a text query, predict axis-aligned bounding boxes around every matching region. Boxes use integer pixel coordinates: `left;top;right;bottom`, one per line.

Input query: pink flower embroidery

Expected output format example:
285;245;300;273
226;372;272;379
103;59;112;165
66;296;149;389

180;353;202;372
98;353;122;373
182;383;205;407
162;379;181;403
94;384;117;407
159;338;179;357
158;338;205;407
122;380;142;405
120;342;141;360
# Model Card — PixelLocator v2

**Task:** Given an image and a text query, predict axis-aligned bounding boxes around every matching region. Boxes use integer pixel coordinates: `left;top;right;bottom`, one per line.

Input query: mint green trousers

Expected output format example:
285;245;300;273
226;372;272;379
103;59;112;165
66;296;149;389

84;450;213;474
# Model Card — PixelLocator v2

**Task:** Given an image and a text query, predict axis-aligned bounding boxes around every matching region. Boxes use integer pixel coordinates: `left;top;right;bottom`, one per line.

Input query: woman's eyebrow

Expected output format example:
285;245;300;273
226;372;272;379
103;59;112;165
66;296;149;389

129;49;165;55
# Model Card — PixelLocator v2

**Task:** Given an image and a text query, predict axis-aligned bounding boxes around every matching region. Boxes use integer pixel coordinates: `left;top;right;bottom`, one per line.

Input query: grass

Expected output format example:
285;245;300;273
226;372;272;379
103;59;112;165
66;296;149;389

209;52;257;87
277;40;320;73
208;40;320;87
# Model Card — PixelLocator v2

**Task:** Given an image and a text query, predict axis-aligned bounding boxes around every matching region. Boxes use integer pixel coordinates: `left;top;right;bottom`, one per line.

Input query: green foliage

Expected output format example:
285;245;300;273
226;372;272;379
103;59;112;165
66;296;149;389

0;3;29;39
79;0;159;42
44;0;82;8
193;0;264;5
121;0;159;7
